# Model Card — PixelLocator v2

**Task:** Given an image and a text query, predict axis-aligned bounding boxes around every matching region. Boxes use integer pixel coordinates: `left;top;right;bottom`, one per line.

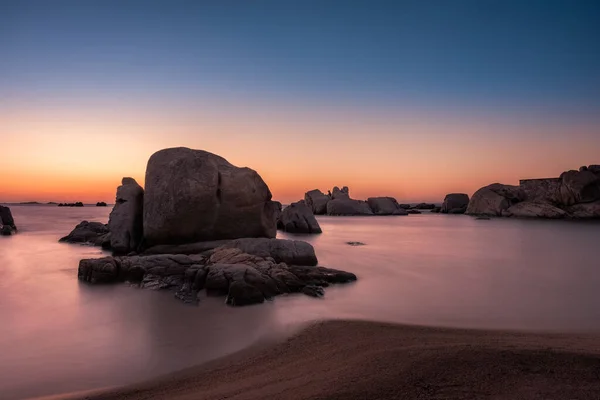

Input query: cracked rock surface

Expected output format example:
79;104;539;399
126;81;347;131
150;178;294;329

78;245;356;306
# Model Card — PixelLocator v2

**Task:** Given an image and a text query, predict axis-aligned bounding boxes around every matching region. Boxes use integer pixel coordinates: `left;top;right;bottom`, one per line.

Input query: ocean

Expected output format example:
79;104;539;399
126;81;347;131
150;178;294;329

1;205;600;399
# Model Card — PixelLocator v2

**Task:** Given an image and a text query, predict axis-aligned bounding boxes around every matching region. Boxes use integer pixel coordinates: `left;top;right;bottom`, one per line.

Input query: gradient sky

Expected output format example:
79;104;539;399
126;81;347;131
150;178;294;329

1;0;599;203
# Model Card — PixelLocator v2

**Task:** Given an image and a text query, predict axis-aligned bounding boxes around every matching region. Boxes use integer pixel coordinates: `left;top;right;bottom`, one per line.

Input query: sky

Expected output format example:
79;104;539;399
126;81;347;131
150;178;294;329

1;0;599;203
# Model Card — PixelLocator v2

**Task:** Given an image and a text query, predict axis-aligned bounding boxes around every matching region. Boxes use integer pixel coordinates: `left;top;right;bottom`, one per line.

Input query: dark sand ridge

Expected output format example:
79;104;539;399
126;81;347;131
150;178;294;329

49;319;600;400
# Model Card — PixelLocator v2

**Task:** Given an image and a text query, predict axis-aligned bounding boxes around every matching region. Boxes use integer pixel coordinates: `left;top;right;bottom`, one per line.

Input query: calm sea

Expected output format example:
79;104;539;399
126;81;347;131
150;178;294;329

1;205;600;399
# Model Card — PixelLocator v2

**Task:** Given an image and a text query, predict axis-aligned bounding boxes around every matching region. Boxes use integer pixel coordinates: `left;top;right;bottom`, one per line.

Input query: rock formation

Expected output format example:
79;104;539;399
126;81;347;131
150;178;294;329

304;189;331;215
412;203;436;210
108;177;144;254
143;147;278;245
78;242;355;306
366;197;408;215
0;205;17;235
96;202;107;207
60;147;357;307
59;221;110;247
327;198;373;216
440;193;470;214
467;166;600;219
277;201;322;234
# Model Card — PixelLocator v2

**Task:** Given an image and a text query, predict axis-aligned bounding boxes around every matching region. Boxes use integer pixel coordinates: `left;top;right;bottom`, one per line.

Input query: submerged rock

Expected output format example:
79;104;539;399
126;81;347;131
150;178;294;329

108;177;144;254
143;147;278;246
277;200;322;234
304;189;331;215
59;221;110;246
366;197;408;215
441;193;470;214
78;244;356;307
0;205;17;235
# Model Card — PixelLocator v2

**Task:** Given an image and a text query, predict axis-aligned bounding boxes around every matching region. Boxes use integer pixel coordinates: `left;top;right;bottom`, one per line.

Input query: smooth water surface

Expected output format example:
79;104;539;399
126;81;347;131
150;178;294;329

1;205;600;399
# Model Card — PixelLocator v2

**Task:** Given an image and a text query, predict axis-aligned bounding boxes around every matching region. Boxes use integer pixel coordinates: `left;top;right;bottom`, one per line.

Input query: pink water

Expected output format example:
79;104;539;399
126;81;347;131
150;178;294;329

1;205;600;399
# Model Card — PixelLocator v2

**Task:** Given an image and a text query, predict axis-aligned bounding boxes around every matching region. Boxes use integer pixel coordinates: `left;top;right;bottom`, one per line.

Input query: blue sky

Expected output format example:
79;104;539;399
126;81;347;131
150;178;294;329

2;0;600;116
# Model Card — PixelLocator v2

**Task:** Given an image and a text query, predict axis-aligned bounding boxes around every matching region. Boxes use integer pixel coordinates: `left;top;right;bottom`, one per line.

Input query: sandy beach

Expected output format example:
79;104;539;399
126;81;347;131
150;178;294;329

64;319;600;400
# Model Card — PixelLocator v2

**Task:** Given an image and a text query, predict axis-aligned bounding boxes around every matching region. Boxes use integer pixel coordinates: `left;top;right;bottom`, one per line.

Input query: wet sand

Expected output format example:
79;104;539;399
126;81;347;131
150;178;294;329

73;319;600;400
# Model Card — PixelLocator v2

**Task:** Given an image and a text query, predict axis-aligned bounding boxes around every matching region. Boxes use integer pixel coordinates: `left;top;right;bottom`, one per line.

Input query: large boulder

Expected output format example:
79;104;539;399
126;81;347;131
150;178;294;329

366;197;408;215
59;221;110;247
558;170;600;206
0;205;17;235
304;189;331;215
440;193;470;214
588;165;600;176
277;201;322;234
327;198;373;216
466;183;526;216
223;238;318;266
143;147;278;246
108;177;144;254
506;202;566;219
565;201;600;219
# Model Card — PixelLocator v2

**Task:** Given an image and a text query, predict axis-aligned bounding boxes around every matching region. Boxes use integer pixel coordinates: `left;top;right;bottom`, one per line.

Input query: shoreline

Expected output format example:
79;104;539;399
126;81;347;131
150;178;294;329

61;319;600;400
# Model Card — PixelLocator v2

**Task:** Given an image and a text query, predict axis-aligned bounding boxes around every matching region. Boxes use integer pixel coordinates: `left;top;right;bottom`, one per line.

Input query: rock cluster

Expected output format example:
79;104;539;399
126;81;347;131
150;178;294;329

79;240;355;306
302;186;411;216
0;205;17;235
58;202;84;207
466;166;600;219
96;202;107;207
60;147;357;306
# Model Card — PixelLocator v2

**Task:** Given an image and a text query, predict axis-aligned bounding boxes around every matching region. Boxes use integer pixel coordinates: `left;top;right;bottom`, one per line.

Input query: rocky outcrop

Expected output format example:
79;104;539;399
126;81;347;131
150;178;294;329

0;205;17;235
466;184;526;216
440;193;470;214
277;201;322;234
468;167;600;219
78;245;356;306
558;170;600;206
108;177;144;254
366;197;408;215
96;202;107;207
331;186;350;199
327;198;373;216
565;201;600;219
505;202;566;219
144;237;319;266
143;147;278;246
59;221;111;247
304;189;331;215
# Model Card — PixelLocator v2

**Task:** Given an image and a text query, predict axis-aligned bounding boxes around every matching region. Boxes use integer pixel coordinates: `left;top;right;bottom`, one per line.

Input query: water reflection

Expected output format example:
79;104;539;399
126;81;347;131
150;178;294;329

1;206;600;399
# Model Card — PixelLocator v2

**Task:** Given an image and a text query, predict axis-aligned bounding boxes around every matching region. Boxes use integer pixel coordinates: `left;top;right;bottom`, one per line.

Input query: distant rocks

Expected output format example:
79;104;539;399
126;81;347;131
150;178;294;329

78;242;355;306
143;147;278;246
108;177;144;254
467;166;600;219
304;189;331;215
59;221;110;247
407;209;421;214
440;193;470;214
58;202;84;207
327;198;374;216
412;203;436;210
0;205;17;236
96;202;107;207
367;197;409;215
277;201;322;234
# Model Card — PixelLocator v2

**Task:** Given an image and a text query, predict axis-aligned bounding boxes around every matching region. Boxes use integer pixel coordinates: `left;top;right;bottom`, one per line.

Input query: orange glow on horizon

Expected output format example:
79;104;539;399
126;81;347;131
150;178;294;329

1;102;599;204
